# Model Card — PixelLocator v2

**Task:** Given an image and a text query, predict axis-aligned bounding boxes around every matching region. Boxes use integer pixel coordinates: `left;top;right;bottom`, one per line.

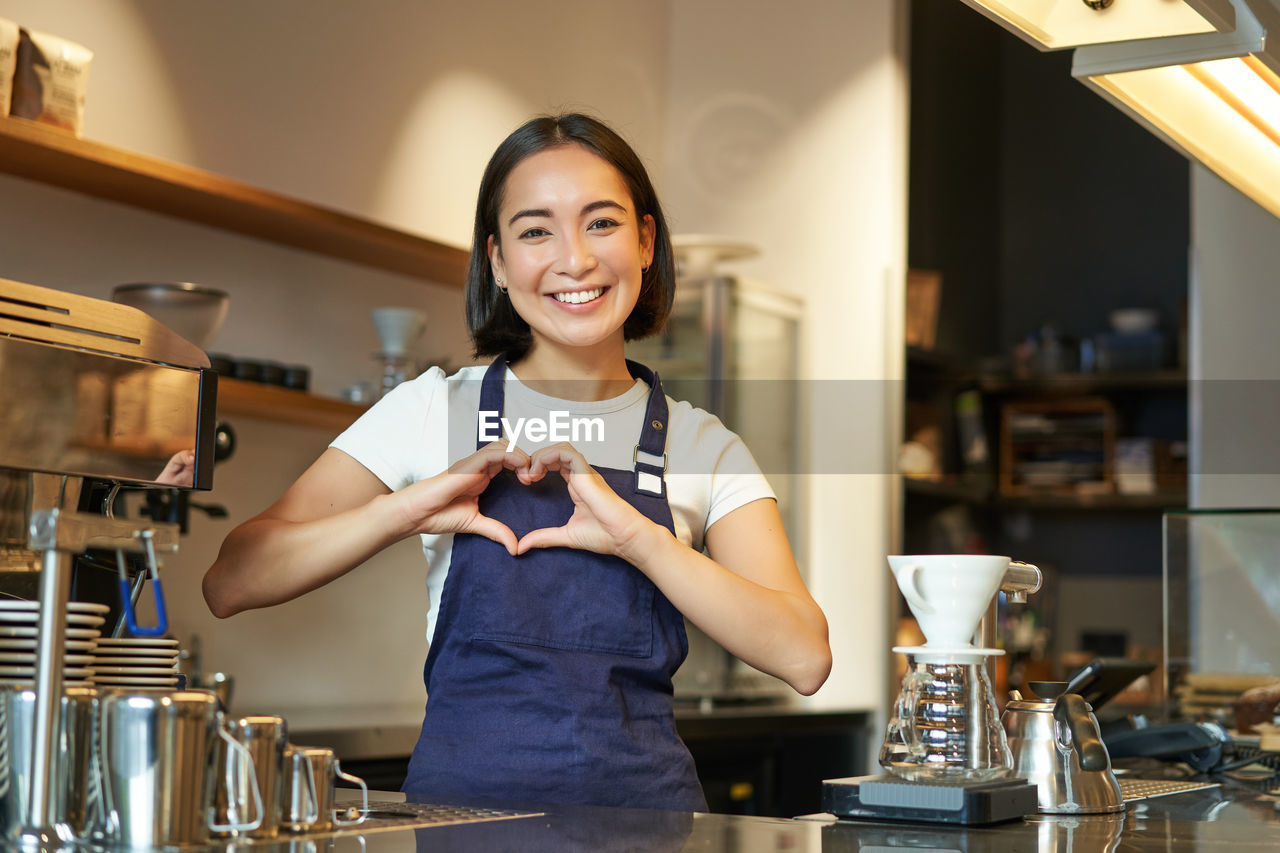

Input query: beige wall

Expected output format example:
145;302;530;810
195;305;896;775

0;0;905;729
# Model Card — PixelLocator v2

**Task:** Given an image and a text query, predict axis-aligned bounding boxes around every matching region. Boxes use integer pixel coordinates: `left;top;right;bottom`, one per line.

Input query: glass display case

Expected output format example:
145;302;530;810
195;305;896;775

1163;509;1280;723
627;273;804;549
627;272;804;702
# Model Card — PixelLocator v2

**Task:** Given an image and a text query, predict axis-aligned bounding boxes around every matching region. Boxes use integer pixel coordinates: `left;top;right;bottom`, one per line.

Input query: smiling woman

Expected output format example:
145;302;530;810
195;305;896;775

202;113;831;813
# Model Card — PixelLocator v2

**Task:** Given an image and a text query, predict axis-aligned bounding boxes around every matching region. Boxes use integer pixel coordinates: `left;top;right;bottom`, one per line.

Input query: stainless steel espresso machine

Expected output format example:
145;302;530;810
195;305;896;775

0;276;218;845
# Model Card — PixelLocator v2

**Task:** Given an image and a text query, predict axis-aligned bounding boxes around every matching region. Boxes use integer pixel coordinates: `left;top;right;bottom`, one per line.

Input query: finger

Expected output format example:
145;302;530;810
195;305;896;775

517;526;573;554
467;516;520;556
527;443;589;480
451;442;529;482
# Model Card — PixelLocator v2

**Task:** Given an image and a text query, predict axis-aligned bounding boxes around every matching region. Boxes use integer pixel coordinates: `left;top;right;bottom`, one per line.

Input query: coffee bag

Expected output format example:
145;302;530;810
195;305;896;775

0;18;18;117
11;27;92;135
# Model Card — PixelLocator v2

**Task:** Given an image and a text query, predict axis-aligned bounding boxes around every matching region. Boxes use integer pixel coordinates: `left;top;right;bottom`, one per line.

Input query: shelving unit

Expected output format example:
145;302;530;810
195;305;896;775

217;378;367;432
0;116;467;427
0;116;469;285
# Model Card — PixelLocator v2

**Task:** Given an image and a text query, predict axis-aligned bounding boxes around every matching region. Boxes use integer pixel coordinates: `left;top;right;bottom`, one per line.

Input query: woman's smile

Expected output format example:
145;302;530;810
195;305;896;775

551;285;609;306
488;144;655;364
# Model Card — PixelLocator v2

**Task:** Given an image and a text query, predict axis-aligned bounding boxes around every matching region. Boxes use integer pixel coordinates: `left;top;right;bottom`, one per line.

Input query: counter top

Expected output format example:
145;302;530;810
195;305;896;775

274;773;1280;851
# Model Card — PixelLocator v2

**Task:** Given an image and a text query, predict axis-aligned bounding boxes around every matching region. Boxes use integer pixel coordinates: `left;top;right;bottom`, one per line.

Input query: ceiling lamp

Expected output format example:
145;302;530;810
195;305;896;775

1073;0;1280;218
957;0;1235;50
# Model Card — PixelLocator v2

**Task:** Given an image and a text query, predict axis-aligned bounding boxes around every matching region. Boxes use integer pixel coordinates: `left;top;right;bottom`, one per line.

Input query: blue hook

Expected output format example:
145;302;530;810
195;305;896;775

115;529;168;637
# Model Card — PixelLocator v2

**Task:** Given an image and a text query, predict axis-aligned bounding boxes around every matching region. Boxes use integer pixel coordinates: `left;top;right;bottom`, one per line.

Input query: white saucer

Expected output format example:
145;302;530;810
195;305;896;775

0;627;100;640
93;665;179;676
893;645;1005;660
0;666;93;679
0;638;96;653
0;652;95;665
95;638;179;647
91;645;179;657
91;675;179;687
92;657;178;668
0;613;105;627
0;602;109;614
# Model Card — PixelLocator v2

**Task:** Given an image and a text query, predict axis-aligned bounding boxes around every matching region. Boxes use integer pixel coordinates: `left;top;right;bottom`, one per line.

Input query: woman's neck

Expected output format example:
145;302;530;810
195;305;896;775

510;339;635;402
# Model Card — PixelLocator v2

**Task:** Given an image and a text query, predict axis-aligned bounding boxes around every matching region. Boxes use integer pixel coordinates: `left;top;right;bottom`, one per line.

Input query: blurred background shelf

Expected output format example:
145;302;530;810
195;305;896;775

0;116;469;286
217;378;367;432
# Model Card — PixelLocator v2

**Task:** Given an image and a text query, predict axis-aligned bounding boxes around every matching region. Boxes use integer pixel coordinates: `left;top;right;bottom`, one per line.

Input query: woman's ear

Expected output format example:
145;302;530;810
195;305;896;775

487;235;505;282
640;214;656;269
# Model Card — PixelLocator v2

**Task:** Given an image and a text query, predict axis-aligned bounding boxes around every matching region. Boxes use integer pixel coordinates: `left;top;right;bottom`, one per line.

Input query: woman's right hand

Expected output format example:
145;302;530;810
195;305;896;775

397;441;529;554
203;442;529;617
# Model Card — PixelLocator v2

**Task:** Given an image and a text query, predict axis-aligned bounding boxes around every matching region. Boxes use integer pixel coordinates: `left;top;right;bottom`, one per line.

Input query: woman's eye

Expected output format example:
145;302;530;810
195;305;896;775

588;218;620;231
518;227;549;239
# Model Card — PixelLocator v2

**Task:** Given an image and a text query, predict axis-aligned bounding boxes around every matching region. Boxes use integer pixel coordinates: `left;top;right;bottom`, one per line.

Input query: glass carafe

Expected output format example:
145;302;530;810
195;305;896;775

880;652;1013;782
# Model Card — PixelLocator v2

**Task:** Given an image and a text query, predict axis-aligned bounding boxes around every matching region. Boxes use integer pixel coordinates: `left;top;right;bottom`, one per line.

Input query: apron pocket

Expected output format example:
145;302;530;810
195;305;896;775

465;541;656;658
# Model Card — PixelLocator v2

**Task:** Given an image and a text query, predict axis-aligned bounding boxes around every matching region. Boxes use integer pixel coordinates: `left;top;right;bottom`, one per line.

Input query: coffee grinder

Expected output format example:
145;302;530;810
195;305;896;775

822;555;1043;825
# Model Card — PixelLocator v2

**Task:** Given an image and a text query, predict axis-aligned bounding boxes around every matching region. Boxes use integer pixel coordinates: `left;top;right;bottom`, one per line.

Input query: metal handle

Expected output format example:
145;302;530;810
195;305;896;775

1054;693;1111;772
299;752;320;824
114;529;168;637
208;727;264;833
331;760;368;826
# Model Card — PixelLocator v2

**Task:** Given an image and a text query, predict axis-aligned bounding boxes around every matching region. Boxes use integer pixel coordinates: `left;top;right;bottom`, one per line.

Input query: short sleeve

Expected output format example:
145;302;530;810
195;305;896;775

330;366;448;491
706;433;777;530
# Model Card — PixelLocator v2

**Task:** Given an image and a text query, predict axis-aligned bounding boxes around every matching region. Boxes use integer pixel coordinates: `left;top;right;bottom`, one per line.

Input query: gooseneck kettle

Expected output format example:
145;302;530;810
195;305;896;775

1002;681;1125;814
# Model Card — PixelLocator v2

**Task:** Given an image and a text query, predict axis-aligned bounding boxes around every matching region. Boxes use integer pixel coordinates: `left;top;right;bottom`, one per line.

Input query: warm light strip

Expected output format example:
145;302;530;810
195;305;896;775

1184;56;1280;147
1085;63;1280;218
963;0;1228;50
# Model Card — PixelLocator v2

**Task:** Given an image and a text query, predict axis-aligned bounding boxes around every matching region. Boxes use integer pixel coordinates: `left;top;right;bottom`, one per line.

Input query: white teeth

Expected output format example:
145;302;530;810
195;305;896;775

553;287;604;304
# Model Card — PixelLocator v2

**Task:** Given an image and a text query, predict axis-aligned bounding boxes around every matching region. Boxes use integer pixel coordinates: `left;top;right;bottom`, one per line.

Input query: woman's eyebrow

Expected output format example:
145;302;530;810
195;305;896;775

507;199;627;227
581;199;627;216
508;208;551;226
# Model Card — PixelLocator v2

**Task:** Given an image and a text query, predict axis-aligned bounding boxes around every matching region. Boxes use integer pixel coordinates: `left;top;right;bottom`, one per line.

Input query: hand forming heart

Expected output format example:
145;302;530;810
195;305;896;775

400;442;653;560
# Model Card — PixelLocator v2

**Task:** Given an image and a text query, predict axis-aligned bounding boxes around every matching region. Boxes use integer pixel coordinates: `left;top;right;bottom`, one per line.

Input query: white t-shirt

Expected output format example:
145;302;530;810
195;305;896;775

330;363;776;642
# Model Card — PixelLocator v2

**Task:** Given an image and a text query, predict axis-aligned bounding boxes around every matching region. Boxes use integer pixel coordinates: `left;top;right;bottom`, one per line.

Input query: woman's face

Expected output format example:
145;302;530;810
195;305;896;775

488;144;655;359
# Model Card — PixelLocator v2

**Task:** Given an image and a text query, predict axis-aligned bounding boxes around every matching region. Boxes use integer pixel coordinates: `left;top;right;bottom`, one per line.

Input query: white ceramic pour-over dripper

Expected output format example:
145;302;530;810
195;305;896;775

888;555;1010;650
371;307;426;358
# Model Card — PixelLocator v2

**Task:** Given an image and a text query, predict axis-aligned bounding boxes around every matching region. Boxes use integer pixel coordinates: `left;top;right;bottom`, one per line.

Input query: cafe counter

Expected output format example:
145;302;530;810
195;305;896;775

293;776;1280;852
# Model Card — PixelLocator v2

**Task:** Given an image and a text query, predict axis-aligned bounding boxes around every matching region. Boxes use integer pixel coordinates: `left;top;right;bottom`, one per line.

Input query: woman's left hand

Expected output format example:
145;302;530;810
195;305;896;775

515;442;657;559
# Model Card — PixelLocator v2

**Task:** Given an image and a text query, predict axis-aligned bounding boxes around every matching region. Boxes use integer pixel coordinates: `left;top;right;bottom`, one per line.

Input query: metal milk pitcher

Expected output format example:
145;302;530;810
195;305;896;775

213;714;287;839
98;690;263;847
1002;681;1124;814
280;745;367;834
0;684;99;842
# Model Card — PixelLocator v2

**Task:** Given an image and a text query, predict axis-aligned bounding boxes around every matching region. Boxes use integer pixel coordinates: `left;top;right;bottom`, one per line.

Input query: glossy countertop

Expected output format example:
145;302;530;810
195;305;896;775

204;771;1280;852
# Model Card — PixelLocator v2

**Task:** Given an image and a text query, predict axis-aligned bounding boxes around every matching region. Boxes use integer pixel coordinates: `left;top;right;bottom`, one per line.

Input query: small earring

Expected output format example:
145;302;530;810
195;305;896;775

495;277;507;293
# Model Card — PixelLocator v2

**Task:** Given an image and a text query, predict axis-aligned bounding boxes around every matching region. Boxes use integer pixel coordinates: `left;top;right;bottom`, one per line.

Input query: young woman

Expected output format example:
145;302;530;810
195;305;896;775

203;113;831;811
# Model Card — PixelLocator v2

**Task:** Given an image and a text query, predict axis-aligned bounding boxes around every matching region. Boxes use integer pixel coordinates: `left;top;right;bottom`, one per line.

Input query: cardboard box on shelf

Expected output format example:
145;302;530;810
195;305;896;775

905;269;941;351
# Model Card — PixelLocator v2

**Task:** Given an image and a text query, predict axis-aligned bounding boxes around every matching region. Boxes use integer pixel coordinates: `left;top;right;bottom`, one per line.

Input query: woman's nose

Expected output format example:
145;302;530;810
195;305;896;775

557;233;598;277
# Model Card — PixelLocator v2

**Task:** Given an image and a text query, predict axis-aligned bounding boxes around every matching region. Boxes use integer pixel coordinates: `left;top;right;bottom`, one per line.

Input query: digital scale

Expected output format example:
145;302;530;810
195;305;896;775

821;775;1039;825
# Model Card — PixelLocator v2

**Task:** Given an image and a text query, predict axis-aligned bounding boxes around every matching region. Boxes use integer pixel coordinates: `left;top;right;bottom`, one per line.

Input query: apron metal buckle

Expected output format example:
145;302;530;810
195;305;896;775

632;445;668;473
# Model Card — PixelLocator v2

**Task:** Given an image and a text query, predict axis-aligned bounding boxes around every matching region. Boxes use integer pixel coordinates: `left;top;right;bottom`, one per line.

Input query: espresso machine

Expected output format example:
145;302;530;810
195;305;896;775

823;555;1044;825
0;276;218;844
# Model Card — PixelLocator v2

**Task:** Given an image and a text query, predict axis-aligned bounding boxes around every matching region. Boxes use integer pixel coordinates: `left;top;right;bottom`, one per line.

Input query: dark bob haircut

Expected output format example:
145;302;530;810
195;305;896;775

466;113;676;361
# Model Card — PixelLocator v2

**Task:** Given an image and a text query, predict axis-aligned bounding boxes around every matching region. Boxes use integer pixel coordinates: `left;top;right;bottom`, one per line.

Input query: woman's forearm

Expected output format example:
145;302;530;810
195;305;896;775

622;522;832;696
202;493;407;618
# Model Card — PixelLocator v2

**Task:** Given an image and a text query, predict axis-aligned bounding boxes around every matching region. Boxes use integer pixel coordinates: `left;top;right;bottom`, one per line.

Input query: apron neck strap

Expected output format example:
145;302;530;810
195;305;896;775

475;356;670;474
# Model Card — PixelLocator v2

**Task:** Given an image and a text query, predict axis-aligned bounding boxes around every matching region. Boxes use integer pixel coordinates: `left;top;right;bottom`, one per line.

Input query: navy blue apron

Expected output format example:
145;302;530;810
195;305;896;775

403;355;706;811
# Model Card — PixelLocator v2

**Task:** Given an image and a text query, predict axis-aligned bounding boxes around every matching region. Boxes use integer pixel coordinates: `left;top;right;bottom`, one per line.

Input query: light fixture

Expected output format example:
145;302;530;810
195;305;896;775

1073;0;1280;219
957;0;1235;50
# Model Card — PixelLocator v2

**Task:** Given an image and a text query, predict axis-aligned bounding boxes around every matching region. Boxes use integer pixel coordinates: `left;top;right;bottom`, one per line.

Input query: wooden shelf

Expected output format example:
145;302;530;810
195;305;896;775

903;477;991;504
978;370;1187;395
993;491;1187;512
217;378;368;432
904;476;1186;512
0;116;469;286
